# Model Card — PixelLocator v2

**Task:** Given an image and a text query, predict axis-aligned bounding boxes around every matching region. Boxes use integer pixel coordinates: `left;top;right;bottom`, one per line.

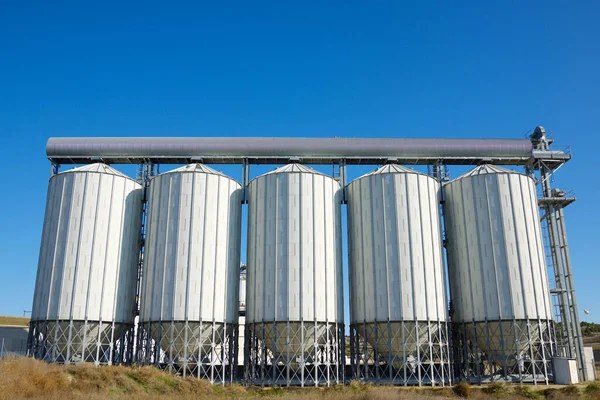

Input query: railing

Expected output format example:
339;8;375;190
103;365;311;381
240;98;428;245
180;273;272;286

0;338;27;359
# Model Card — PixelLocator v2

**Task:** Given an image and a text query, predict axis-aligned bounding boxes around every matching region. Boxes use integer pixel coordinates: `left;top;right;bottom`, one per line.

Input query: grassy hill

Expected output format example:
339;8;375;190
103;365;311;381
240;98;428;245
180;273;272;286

0;316;30;327
0;357;599;400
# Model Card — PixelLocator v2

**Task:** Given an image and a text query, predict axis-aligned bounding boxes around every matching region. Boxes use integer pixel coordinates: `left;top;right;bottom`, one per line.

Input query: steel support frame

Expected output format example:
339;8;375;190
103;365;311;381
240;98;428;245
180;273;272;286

534;159;587;381
136;321;236;384
27;319;133;365
244;321;344;387
430;161;456;384
349;320;451;386
131;161;155;363
452;320;553;384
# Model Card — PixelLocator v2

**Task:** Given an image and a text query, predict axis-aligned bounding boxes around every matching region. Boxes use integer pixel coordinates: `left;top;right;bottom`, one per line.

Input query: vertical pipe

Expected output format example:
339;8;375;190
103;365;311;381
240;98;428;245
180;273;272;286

242;159;249;204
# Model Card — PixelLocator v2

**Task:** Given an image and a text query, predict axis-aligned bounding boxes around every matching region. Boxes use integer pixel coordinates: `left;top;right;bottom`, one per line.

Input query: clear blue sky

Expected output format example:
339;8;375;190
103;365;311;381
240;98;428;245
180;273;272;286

1;2;598;324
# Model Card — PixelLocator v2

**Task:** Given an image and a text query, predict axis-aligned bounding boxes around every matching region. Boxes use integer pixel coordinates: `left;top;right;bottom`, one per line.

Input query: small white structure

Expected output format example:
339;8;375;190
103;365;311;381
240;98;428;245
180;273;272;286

245;164;344;386
29;164;142;364
584;347;597;382
238;265;246;368
138;164;242;382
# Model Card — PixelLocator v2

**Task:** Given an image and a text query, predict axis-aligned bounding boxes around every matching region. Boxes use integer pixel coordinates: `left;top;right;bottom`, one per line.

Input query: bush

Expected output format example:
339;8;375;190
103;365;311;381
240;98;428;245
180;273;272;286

482;382;509;397
454;382;471;398
514;385;541;399
585;382;600;395
561;384;580;396
348;380;369;392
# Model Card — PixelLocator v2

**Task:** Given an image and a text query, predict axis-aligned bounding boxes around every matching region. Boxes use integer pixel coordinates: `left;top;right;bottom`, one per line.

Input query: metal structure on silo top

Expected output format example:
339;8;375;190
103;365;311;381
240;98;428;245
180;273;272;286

443;165;554;384
245;164;344;387
347;164;451;386
28;163;142;365
137;164;242;383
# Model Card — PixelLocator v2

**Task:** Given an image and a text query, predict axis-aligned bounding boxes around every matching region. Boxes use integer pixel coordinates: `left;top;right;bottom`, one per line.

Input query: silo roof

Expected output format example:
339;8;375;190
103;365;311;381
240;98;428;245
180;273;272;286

162;163;228;176
259;163;330;177
156;163;241;185
358;164;425;178
447;164;531;185
458;164;519;178
59;163;131;180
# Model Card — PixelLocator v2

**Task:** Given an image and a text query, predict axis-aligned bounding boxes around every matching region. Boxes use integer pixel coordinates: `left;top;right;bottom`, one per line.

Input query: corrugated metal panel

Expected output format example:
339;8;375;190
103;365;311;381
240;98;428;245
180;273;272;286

444;165;552;322
348;166;446;324
31;163;142;324
246;164;343;325
140;164;242;325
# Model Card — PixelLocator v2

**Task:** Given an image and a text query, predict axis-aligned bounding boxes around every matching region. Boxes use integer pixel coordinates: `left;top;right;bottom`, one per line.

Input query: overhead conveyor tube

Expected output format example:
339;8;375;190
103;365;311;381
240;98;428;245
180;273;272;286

47;137;533;160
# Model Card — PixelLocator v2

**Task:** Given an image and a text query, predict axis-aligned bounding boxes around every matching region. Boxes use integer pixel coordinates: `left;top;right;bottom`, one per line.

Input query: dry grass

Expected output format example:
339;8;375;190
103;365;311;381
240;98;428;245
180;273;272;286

582;334;600;345
1;357;600;400
0;316;30;326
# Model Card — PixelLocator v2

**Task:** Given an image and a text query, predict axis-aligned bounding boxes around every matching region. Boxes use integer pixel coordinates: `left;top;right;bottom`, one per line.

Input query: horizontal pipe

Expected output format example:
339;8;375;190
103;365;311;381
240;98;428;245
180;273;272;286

47;137;533;159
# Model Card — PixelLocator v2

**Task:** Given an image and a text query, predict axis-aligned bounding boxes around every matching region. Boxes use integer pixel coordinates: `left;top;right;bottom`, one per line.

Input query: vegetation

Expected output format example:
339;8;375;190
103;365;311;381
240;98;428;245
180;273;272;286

454;382;471;397
2;357;600;399
584;383;600;396
482;382;509;397
581;322;600;337
514;385;541;399
0;316;30;326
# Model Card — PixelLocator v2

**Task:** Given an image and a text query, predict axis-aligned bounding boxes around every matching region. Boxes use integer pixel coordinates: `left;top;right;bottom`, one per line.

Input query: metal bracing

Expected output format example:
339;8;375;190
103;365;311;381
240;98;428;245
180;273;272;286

536;167;588;381
136;321;236;384
350;321;451;386
245;322;344;387
430;160;455;385
453;320;554;384
132;162;155;361
332;159;348;203
555;206;587;380
49;162;60;177
530;125;587;381
540;194;574;359
27;320;134;365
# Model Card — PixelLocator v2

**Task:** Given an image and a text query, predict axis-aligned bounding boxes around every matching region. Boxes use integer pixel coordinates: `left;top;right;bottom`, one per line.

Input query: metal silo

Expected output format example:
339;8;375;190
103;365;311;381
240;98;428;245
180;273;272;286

443;165;554;384
137;164;242;383
347;164;450;386
28;163;142;364
245;164;344;387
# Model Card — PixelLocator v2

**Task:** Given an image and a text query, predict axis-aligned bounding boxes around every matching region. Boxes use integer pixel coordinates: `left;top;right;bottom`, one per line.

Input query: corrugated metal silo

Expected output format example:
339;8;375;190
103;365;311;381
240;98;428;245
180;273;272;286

443;165;554;384
347;164;450;386
245;164;344;387
138;164;242;382
28;163;142;364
